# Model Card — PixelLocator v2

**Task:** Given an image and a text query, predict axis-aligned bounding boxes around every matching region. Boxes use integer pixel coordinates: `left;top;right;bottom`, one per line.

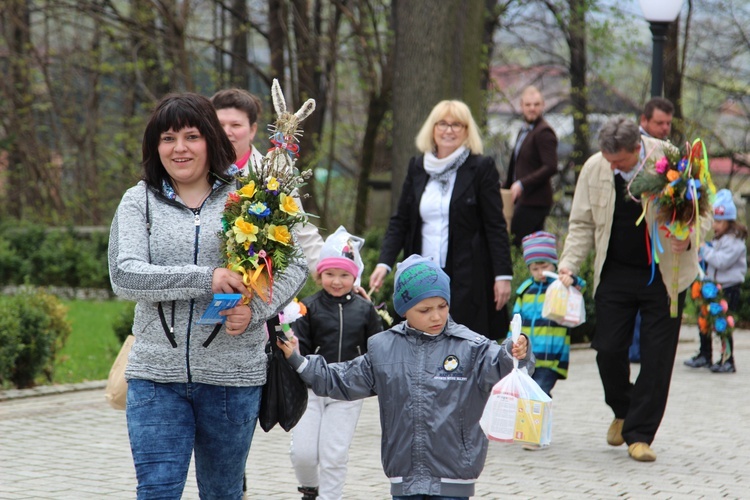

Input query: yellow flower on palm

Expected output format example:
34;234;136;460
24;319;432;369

279;193;299;215
663;185;675;196
267;224;292;245
234;218;259;244
239;181;256;199
266;177;280;191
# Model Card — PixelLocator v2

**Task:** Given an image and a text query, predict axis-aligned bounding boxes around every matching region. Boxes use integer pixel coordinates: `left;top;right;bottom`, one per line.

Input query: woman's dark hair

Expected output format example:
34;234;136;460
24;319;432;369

142;93;236;189
210;88;262;125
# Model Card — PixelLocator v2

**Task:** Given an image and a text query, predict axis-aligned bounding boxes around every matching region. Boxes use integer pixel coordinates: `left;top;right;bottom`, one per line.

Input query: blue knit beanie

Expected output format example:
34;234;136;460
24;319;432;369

522;231;558;266
393;255;451;316
713;189;737;221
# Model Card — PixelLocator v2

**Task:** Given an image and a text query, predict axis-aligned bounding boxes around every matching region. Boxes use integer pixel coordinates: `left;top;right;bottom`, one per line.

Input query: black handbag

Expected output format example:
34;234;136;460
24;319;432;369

258;331;308;432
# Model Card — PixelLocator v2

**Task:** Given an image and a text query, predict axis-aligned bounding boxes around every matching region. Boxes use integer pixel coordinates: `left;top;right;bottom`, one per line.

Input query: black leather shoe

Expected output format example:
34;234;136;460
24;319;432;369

710;360;736;373
684;354;711;368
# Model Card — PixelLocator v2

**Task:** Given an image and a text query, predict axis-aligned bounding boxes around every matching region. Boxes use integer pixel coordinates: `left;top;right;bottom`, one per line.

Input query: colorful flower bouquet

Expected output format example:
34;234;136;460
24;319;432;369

219;79;316;303
628;139;716;317
691;280;735;363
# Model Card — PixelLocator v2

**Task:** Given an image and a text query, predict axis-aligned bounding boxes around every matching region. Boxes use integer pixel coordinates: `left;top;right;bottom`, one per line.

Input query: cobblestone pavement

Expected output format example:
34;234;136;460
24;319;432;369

1;325;748;499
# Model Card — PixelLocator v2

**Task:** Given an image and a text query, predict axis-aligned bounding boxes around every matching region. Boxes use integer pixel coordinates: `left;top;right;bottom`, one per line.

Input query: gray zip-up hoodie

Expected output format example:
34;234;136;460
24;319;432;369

288;318;534;497
109;181;307;386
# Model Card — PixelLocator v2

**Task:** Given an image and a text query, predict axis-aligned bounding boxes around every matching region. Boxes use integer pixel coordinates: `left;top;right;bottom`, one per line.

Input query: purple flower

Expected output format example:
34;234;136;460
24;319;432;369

655;157;670;174
677;158;689;172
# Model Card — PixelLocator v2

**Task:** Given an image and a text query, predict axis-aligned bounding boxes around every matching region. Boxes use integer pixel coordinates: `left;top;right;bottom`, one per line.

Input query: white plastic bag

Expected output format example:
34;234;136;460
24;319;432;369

480;315;552;445
541;271;586;327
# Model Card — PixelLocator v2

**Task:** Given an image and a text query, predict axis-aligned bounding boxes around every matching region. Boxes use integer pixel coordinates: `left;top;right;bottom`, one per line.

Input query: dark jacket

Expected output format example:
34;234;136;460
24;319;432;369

378;154;512;339
505;117;558;208
293;289;383;363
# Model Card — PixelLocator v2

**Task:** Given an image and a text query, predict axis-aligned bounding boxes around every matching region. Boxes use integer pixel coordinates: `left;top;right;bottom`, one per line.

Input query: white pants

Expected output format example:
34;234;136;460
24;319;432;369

290;390;364;500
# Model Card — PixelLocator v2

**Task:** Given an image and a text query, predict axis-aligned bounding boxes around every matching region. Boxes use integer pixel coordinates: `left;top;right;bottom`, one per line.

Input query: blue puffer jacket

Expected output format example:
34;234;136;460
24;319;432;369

288;318;534;497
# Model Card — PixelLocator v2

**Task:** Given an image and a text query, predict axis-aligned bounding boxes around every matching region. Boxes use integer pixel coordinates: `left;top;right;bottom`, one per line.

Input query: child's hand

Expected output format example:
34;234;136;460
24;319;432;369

276;332;300;359
511;334;528;360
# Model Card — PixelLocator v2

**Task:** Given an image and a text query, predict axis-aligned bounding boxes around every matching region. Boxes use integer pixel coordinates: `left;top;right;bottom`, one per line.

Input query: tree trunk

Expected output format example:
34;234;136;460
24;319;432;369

268;0;286;80
229;0;249;88
567;0;589;167
391;0;489;210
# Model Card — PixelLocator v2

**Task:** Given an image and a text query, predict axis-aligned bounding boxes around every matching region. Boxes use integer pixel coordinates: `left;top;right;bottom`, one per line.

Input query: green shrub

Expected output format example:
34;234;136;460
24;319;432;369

112;301;136;343
0;222;111;289
0;301;21;386
0;289;72;388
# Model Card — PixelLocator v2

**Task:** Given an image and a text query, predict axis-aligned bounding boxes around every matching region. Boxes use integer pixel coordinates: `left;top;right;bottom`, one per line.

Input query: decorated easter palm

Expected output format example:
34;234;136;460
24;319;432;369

220;79;316;303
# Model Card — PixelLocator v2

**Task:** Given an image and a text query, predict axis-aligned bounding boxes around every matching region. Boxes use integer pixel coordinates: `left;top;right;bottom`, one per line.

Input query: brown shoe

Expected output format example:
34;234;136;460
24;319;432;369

628;442;656;462
606;418;625;446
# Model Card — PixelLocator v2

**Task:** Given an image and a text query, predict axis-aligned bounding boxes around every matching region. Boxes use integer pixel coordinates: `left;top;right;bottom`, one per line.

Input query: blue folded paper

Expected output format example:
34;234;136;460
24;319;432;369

197;294;243;324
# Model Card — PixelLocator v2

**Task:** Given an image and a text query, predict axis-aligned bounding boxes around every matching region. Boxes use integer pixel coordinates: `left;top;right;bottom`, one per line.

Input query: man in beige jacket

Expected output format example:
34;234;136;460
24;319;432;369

558;117;707;463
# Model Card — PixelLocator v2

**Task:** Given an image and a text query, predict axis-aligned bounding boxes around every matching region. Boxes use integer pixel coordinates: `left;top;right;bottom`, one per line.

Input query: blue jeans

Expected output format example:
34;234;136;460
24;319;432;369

393;496;468;500
531;367;559;397
127;379;262;500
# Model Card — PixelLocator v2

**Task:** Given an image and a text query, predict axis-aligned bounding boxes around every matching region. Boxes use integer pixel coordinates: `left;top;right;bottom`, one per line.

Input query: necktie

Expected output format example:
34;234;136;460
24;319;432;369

514;124;532;161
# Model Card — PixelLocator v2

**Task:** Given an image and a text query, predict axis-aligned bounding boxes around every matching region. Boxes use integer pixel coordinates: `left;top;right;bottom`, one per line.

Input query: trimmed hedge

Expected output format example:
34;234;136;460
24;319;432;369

0;289;72;389
0;220;110;289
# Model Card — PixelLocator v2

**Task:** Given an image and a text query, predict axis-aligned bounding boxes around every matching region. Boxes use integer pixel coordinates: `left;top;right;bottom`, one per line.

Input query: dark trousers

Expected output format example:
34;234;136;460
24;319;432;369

593;264;685;445
511;204;550;247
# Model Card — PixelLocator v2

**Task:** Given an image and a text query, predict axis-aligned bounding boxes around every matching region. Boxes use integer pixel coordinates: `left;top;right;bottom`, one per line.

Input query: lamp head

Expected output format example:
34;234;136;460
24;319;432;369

638;0;683;22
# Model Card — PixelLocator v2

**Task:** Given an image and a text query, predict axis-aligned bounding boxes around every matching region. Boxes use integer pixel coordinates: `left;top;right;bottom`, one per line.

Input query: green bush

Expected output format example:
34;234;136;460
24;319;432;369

0;221;111;289
0;301;21;384
0;289;72;389
112;301;136;343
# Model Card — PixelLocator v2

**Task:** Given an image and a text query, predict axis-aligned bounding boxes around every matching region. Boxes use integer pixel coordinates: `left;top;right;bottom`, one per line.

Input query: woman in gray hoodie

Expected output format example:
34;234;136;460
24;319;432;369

108;93;307;499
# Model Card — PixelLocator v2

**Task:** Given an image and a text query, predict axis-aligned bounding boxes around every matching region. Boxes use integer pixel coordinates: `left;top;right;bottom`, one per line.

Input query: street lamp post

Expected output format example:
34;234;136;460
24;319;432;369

638;0;684;97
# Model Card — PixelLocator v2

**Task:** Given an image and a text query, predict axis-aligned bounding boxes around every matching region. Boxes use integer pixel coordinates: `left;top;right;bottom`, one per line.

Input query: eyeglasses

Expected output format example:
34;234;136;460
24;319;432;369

435;121;466;132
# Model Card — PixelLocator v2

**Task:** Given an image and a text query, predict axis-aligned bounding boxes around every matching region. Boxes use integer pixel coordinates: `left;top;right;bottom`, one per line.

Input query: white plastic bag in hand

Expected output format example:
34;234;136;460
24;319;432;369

480;314;552;445
541;271;585;327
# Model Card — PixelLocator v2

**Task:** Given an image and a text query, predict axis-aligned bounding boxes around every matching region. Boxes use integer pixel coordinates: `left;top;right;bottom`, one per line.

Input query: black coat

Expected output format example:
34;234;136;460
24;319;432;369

378;153;512;339
293;290;383;363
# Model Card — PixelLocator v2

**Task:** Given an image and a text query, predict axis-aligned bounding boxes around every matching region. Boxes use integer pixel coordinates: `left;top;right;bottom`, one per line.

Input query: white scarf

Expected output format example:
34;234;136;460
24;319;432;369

423;146;469;193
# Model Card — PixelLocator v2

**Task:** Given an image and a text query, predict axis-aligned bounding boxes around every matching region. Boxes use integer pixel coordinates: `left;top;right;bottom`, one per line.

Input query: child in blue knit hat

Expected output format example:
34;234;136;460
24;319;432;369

684;189;747;373
509;232;586;404
277;254;533;499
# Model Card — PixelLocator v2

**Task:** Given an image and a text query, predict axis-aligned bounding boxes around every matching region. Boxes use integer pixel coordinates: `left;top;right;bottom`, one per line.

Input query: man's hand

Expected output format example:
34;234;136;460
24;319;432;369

670;237;690;254
220;304;252;336
368;266;388;294
510;181;523;203
494;280;511;310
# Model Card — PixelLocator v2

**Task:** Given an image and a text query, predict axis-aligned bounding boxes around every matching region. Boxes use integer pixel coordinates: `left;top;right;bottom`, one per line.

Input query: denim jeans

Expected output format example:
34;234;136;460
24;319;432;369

127;379;262;500
392;496;468;500
531;367;559;397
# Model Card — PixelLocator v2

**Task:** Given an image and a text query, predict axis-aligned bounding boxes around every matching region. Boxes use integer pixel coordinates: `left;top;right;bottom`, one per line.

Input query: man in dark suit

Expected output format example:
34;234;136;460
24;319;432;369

505;86;559;246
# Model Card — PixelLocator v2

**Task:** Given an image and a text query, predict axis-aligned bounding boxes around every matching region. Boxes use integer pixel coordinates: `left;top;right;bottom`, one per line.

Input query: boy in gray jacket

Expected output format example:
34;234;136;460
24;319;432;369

277;254;532;499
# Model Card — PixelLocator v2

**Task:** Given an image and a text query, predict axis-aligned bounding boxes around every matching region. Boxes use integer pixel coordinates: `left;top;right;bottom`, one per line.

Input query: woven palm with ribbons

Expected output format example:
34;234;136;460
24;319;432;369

219;79;316;303
627;139;716;317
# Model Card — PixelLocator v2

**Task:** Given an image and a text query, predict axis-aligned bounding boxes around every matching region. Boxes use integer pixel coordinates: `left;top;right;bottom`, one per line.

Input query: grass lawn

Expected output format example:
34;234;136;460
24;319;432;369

53;299;134;384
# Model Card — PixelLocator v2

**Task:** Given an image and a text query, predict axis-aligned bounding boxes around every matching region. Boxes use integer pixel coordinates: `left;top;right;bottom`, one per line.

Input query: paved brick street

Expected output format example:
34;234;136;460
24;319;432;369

1;325;748;499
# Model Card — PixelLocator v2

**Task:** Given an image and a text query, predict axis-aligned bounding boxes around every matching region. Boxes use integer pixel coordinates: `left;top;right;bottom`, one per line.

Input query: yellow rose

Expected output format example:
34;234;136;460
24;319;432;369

267;177;280;191
279;193;299;215
267;224;291;245
239;181;256;199
234;218;259;244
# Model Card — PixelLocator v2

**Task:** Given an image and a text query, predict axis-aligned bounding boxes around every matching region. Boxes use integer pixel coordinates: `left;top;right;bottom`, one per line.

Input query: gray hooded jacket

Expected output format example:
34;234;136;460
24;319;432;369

288;318;534;497
109;181;307;386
